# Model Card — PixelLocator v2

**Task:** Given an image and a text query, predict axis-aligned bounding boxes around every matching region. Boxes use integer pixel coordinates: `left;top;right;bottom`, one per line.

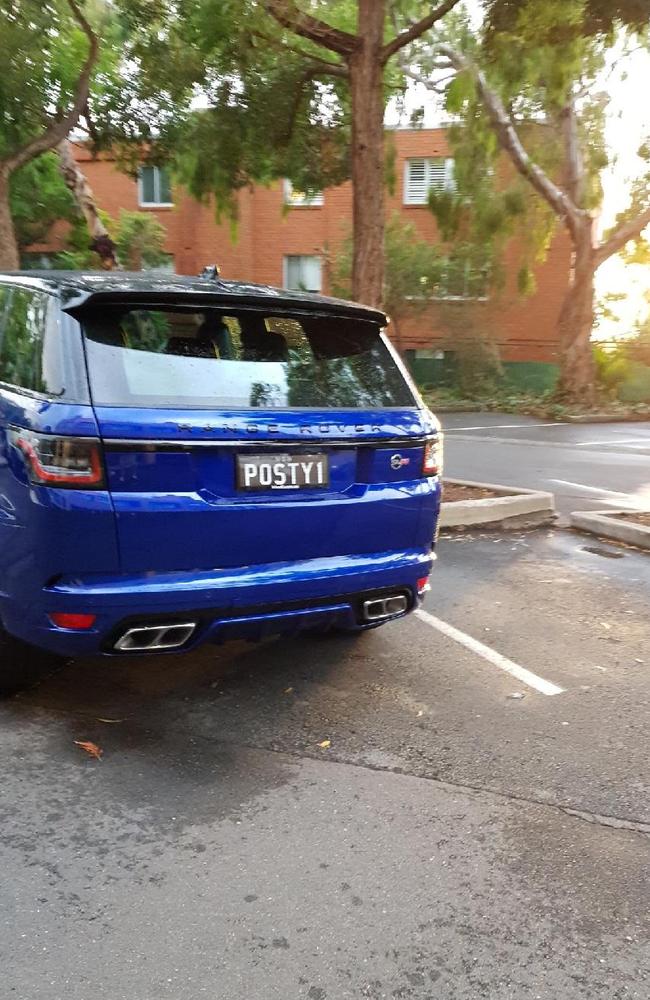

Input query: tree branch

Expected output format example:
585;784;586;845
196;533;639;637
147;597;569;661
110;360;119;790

596;206;650;264
559;98;585;206
252;28;349;75
435;45;586;241
278;64;343;143
305;59;349;78
57;138;119;269
265;0;359;57
381;0;464;64
3;0;98;174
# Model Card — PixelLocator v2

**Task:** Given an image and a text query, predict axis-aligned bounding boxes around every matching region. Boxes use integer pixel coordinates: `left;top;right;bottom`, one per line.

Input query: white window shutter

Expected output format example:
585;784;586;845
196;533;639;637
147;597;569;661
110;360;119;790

405;159;427;204
284;179;324;207
405;157;455;203
426;159;447;191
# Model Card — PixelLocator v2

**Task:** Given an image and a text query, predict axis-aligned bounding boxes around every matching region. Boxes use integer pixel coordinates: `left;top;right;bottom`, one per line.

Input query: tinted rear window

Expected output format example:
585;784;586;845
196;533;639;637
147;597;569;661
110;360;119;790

81;306;415;409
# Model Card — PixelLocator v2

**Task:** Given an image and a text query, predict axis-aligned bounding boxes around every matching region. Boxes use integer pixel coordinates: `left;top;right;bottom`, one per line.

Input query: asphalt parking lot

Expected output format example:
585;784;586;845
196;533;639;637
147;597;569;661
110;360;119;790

2;416;650;999
443;412;650;515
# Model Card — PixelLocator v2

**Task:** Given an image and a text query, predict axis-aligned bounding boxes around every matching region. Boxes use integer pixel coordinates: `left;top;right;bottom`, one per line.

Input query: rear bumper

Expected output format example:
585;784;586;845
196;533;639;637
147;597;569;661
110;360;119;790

3;548;434;656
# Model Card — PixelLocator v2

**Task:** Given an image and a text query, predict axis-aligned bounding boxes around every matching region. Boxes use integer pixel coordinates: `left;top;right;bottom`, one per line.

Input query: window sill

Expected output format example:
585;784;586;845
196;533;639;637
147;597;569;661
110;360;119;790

404;295;490;303
138;203;174;210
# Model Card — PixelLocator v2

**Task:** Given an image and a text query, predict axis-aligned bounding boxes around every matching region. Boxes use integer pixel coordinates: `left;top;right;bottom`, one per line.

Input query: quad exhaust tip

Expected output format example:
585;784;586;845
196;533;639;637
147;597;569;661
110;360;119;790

362;594;408;622
114;622;197;652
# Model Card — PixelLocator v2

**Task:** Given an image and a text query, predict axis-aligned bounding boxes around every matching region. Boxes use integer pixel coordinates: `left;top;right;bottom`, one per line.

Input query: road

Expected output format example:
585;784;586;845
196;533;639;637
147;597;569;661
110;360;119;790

443;412;650;516
2;416;650;999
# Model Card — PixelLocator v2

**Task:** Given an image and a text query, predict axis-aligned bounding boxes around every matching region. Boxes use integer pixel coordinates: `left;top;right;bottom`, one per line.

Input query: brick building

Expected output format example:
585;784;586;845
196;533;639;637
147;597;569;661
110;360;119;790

31;129;570;389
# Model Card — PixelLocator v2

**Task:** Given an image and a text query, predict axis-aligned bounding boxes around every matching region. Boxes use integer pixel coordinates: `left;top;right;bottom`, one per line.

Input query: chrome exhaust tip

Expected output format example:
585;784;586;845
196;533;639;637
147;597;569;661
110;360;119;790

114;622;197;652
362;594;408;622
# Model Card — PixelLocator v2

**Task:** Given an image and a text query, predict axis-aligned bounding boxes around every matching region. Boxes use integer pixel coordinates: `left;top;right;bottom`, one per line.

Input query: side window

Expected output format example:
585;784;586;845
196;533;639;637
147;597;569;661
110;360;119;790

0;287;60;395
0;286;11;356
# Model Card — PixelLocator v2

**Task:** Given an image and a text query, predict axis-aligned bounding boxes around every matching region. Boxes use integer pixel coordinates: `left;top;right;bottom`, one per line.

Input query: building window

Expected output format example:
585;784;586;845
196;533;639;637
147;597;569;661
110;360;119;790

435;256;489;300
403;157;454;205
138;166;173;207
414;348;445;360
283;255;322;293
283;180;324;207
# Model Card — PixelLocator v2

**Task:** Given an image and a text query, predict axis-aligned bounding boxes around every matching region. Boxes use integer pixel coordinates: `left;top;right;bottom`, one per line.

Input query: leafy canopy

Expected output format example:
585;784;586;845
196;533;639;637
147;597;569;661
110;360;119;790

114;0;470;219
10;154;77;249
55;209;168;270
0;0;90;159
411;0;648;294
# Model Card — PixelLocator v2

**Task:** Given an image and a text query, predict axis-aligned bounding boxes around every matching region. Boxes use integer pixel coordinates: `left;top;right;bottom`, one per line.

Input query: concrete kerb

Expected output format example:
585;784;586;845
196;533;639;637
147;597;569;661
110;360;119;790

570;510;650;551
440;478;556;530
565;412;650;424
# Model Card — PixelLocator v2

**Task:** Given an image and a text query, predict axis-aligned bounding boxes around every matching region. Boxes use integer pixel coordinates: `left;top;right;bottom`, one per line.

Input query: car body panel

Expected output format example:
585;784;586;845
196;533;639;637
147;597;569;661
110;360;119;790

0;272;441;659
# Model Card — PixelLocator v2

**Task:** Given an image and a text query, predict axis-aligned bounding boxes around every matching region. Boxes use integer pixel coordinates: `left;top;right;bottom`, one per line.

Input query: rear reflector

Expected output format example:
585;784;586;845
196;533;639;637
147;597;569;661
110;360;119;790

8;428;105;489
49;613;97;630
416;576;431;595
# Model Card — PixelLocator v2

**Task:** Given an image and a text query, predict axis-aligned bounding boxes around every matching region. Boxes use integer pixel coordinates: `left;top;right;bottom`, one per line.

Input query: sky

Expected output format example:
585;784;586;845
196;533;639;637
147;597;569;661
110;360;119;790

596;44;650;338
387;15;650;340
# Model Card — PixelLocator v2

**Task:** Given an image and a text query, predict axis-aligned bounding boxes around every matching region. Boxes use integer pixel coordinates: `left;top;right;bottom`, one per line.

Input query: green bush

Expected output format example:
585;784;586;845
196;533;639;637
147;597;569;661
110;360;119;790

593;343;631;397
451;335;504;398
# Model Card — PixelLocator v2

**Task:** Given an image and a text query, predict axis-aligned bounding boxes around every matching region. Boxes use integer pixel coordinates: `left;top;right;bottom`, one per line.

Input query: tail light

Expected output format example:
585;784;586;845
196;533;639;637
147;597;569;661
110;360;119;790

422;436;443;477
8;428;105;489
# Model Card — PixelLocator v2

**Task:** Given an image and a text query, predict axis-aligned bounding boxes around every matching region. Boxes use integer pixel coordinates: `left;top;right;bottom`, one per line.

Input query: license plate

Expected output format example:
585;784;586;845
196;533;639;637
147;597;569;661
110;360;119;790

236;453;329;491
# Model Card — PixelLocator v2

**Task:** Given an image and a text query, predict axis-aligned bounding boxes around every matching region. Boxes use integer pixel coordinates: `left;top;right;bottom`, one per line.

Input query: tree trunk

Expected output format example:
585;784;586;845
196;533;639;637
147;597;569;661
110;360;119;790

555;230;597;404
57;140;119;269
348;0;385;308
0;168;20;270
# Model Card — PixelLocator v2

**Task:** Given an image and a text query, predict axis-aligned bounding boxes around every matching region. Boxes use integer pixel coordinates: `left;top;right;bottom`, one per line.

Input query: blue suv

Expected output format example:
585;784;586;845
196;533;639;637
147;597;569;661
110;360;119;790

0;272;442;693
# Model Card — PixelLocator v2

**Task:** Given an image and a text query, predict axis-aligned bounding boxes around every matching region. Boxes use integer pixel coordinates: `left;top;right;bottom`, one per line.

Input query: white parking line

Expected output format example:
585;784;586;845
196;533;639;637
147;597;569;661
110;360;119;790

549;479;631;497
575;438;650;447
445;422;567;431
414;608;565;696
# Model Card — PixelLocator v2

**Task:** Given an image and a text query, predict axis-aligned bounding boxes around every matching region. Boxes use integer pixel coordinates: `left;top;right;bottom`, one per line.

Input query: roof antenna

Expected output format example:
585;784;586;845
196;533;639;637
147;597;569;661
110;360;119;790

200;264;220;279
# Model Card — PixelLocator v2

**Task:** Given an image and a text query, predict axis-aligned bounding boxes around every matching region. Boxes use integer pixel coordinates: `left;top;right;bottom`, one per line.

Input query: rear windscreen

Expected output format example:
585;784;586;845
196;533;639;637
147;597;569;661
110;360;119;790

80;306;415;409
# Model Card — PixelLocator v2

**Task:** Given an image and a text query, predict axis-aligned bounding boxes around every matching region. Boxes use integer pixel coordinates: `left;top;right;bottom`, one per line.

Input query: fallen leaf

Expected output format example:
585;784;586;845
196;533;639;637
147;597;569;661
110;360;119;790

74;740;103;760
284;687;294;695
318;740;331;749
96;718;125;724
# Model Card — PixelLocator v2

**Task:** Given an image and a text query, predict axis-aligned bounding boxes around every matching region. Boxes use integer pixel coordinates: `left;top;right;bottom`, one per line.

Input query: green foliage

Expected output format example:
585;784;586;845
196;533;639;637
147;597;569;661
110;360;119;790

624;315;650;366
9;154;76;249
516;265;536;296
410;0;648;318
114;211;168;270
438;305;504;398
593;343;631;394
486;0;650;40
0;0;90;160
592;321;650;399
330;214;445;321
112;0;357;218
608;172;650;255
56;209;168;270
0;0;189;168
115;1;483;223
